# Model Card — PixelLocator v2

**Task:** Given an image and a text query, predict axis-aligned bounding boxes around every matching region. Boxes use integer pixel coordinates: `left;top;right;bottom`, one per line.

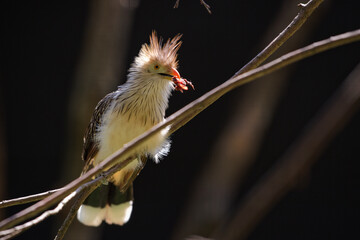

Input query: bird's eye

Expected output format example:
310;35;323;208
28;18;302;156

154;65;160;70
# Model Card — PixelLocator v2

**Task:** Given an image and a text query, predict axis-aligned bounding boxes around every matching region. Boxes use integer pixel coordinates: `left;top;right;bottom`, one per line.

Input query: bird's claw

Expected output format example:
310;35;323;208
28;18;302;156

99;173;109;185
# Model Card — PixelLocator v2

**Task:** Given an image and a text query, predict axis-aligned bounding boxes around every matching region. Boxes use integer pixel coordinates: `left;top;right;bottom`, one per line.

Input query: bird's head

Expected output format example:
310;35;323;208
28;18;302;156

128;31;182;85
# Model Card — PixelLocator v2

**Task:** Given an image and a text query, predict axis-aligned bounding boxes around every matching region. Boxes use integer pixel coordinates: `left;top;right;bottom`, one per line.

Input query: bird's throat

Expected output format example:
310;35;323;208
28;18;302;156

115;79;173;126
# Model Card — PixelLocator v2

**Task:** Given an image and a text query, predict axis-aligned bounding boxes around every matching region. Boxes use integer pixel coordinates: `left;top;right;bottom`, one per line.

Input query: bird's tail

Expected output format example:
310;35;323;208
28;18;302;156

77;183;134;227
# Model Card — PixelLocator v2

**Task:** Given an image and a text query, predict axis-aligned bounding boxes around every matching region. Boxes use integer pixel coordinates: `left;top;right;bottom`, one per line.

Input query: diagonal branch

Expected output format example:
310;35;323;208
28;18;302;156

1;28;359;232
234;0;324;76
167;29;360;135
199;0;211;14
219;61;360;240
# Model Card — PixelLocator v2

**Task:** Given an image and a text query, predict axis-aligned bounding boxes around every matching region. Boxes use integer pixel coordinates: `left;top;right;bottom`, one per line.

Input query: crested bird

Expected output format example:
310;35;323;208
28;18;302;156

77;32;193;226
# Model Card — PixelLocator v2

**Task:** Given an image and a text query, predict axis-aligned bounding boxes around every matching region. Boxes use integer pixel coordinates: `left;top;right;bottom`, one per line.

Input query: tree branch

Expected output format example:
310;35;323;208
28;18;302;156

0;191;77;240
1;28;359;233
199;0;211;14
234;0;323;76
219;61;360;240
167;29;360;135
0;189;62;209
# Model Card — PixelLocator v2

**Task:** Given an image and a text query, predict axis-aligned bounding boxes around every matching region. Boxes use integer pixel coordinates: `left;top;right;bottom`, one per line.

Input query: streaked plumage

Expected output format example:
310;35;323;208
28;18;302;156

77;32;185;226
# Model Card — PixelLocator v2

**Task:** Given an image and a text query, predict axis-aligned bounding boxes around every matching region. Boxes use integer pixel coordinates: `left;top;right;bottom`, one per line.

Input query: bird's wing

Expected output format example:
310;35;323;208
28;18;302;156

82;92;116;173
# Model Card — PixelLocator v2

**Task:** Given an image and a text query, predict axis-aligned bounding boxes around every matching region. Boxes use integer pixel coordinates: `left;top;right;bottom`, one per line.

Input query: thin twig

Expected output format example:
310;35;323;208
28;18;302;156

234;0;323;76
0;191;77;240
0;189;62;209
173;0;211;14
1;28;359;232
200;0;211;14
174;0;180;8
220;61;360;240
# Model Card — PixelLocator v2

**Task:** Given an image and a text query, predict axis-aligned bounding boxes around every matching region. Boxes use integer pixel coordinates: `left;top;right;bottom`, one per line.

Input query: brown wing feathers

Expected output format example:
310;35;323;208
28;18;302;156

82;92;116;171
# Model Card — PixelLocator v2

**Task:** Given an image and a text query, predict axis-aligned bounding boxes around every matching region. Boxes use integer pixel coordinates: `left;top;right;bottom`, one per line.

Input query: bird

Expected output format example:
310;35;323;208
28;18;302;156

77;32;193;227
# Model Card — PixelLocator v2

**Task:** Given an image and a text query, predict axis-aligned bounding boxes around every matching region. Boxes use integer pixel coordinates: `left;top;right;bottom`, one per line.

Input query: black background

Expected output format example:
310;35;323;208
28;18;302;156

1;0;360;239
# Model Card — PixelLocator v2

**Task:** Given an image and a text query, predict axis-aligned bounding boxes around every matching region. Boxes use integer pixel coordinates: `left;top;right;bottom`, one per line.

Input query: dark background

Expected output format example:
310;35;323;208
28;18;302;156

1;0;360;239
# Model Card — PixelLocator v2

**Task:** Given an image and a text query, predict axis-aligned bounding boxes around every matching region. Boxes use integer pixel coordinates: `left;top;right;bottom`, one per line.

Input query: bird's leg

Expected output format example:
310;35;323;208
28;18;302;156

100;173;109;185
119;156;148;193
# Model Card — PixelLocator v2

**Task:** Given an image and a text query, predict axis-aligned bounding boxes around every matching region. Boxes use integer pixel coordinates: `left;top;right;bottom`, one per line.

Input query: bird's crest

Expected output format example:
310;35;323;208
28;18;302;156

134;31;182;69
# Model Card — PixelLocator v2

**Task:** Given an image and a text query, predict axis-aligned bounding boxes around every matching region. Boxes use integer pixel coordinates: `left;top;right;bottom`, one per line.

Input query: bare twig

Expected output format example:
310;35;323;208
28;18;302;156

174;0;211;14
1;29;359;233
174;0;180;8
0;189;62;209
234;0;323;76
0;191;77;240
200;0;211;14
219;62;360;240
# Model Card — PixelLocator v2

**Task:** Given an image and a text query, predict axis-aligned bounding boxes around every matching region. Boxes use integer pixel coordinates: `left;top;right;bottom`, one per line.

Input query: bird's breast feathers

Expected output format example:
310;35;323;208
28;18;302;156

94;99;170;168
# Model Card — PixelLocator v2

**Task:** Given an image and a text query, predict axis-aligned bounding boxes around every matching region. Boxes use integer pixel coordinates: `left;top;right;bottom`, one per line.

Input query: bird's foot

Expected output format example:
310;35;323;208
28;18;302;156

99;173;109;185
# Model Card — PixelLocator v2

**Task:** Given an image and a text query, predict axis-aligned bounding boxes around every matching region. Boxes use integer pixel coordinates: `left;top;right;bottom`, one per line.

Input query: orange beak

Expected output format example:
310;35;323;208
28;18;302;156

171;68;181;79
